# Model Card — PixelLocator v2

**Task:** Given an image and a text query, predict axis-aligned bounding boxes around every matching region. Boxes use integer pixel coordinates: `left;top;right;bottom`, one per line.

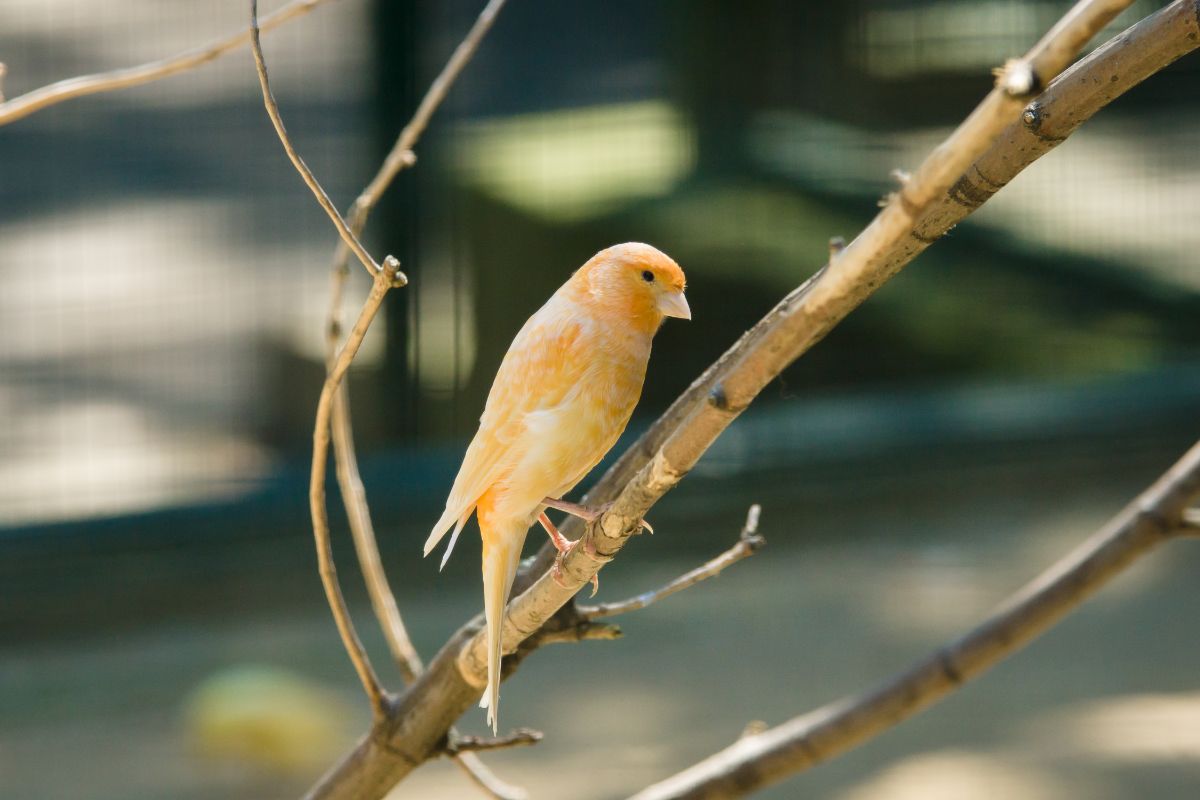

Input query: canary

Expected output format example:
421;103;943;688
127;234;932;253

425;242;690;731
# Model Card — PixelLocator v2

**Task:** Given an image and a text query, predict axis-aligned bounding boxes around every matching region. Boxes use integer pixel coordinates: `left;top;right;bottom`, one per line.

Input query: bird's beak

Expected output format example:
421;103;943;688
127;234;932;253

658;290;691;320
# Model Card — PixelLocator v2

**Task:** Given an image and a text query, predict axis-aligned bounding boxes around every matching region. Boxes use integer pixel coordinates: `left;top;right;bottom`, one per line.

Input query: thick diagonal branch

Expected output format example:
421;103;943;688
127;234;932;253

628;438;1200;800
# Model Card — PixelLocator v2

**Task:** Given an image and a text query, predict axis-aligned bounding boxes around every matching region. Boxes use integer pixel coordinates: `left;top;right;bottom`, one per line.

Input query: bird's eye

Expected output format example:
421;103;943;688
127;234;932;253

641;270;655;282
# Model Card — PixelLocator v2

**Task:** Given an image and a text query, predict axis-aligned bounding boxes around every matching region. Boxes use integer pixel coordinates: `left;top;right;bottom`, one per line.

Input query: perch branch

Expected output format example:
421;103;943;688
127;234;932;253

446;729;545;756
304;2;1199;798
0;0;334;127
578;505;764;621
250;0;397;281
458;0;1133;689
628;438;1200;800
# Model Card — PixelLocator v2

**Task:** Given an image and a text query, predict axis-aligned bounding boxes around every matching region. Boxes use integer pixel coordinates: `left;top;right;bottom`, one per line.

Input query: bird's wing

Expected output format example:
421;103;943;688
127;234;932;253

425;300;589;563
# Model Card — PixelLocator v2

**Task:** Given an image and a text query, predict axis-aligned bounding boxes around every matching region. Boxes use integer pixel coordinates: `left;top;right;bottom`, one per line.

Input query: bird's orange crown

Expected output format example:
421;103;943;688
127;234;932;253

567;242;690;333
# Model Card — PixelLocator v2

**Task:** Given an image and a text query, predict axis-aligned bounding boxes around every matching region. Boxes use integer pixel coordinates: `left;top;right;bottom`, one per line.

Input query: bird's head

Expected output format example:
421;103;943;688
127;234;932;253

570;242;690;333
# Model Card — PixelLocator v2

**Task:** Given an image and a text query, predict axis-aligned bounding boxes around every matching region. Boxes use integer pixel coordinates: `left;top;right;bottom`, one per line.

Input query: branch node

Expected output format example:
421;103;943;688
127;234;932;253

708;382;731;412
382;254;408;287
1021;103;1042;129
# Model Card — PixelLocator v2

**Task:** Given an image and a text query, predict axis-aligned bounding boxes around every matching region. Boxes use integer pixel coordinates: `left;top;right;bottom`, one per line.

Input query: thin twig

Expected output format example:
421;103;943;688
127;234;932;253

328;0;508;312
311;260;404;717
0;0;333;127
527;620;624;646
446;728;544;756
627;439;1200;800
452;754;529;800
250;0;398;281
325;0;507;676
579;505;764;621
249;0;405;718
319;1;516;795
305;3;1195;798
330;392;424;681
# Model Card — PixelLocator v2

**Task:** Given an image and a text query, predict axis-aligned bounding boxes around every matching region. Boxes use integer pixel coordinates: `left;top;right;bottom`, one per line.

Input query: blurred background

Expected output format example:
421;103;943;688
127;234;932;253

1;1;1199;798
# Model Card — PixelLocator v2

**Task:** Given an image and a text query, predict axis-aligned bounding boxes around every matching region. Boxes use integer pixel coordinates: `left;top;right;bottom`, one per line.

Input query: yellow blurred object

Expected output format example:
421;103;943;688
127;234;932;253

183;665;358;776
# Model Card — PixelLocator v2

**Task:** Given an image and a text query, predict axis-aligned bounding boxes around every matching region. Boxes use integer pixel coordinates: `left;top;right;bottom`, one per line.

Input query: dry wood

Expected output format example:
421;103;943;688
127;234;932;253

327;0;509;310
318;1;518;794
628;438;1200;799
249;0;405;716
578;505;764;621
0;0;334;127
445;728;545;756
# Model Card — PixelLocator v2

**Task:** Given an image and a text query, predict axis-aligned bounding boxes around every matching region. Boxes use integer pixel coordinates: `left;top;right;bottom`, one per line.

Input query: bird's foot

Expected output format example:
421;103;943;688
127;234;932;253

543;524;600;597
542;497;654;534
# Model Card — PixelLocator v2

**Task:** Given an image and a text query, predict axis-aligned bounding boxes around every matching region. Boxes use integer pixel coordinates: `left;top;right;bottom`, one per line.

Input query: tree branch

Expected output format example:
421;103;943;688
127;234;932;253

303;1;1200;797
578;505;764;621
249;0;397;282
627;438;1200;800
445;728;544;756
311;258;403;718
249;0;407;718
1180;507;1200;535
452;754;530;800
328;0;508;302
317;1;515;795
0;0;334;128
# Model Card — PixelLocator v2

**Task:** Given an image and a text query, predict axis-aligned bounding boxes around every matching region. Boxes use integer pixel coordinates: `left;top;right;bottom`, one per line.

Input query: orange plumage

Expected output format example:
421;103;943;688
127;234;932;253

424;242;690;731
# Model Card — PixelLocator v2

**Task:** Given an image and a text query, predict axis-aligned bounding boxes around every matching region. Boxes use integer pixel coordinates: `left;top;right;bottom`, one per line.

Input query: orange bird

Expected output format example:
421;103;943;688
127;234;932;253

424;242;690;731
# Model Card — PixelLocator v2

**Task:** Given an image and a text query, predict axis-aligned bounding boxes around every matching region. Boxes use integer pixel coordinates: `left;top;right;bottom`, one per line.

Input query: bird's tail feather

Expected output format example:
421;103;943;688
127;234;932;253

424;505;473;569
478;521;525;733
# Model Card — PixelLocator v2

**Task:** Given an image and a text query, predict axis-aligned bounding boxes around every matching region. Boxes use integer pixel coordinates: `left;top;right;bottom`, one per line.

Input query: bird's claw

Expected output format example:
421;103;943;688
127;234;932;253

550;537;600;597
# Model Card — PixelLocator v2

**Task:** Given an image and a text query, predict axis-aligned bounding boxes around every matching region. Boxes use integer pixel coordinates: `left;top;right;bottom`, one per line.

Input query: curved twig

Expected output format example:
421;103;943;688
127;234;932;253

318;1;516;794
249;0;405;717
578;505;764;621
328;0;508;311
310;260;404;716
0;0;334;127
249;0;398;281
